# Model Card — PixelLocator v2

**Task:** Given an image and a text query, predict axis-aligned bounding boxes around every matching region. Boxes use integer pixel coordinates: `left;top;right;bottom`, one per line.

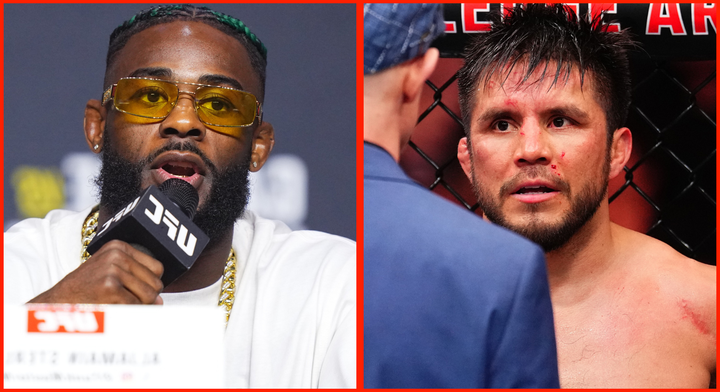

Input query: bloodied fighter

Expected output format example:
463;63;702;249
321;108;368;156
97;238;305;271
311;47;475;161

457;4;715;388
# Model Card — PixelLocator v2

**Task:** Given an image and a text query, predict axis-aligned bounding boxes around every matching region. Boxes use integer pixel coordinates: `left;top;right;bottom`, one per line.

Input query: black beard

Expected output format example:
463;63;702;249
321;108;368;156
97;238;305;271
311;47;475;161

470;162;609;253
95;132;251;246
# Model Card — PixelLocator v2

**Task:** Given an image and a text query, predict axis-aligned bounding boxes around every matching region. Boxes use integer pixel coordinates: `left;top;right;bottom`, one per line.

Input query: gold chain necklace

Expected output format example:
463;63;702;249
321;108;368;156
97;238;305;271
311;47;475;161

80;207;236;323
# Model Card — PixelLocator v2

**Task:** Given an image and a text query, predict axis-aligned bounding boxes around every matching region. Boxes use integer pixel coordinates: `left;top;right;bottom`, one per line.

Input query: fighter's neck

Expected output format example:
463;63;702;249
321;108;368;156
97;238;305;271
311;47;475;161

96;206;112;229
163;229;234;293
96;204;234;293
544;203;619;307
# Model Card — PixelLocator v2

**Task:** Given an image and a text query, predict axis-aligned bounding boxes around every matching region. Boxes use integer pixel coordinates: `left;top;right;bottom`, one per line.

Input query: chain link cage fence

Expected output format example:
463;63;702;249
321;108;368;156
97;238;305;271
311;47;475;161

399;3;716;266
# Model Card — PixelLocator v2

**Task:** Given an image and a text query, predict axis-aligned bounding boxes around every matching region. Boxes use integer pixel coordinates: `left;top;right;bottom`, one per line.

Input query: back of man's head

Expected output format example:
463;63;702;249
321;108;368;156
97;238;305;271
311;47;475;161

364;3;444;75
105;4;267;97
458;4;634;138
363;4;444;157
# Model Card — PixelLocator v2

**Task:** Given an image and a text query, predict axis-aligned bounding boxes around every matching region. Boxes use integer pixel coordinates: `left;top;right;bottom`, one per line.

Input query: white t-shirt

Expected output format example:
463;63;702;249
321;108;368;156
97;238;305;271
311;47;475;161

4;207;356;388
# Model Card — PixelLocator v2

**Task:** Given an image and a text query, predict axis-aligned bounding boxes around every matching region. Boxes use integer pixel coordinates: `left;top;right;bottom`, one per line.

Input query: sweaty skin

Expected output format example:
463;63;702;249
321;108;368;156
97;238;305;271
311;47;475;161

458;65;716;388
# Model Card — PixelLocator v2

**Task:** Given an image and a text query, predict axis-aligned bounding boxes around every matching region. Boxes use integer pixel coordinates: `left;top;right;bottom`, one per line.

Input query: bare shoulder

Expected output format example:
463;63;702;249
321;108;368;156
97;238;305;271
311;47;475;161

614;224;716;337
552;224;715;387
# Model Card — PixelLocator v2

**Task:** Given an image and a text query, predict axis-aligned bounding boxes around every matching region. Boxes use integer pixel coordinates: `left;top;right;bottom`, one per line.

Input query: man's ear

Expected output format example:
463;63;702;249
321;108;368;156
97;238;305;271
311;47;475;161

84;99;107;153
402;48;440;103
457;137;473;180
608;127;632;180
249;121;275;172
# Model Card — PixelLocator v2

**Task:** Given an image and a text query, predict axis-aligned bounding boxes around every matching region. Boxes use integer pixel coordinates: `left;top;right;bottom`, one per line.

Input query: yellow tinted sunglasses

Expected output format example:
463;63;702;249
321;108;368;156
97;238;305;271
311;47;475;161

102;77;262;130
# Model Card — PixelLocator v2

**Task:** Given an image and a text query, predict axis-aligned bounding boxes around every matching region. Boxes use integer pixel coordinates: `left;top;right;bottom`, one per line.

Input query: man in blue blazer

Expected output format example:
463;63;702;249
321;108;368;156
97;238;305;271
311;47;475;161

363;4;560;388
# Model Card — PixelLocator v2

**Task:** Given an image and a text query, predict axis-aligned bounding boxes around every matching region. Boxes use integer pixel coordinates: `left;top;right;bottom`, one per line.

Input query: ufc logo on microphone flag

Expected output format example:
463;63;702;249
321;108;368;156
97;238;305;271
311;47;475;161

27;307;105;333
145;194;198;256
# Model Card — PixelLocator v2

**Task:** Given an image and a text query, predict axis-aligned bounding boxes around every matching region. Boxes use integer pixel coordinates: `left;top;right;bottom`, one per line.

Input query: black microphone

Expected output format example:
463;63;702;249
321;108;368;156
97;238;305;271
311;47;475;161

86;179;210;286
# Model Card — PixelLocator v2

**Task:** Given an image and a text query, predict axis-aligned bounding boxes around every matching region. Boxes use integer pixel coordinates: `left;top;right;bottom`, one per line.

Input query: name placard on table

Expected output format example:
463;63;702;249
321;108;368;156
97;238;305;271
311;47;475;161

4;304;225;388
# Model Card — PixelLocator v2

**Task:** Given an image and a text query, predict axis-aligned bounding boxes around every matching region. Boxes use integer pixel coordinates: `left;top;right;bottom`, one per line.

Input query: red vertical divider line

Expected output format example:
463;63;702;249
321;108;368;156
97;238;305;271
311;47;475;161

356;2;364;390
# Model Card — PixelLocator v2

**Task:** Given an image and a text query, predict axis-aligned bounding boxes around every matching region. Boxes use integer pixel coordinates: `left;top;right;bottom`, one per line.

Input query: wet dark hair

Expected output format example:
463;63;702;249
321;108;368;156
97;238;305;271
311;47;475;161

458;4;635;138
105;4;267;95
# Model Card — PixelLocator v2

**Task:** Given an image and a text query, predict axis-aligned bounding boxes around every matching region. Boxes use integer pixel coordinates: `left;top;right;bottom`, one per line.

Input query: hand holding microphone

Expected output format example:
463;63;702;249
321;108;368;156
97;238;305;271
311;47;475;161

29;179;209;305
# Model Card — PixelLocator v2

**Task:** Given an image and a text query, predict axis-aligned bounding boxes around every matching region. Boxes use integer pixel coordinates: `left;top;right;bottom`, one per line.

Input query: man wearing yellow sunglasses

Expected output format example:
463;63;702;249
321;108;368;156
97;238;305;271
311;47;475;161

4;5;355;388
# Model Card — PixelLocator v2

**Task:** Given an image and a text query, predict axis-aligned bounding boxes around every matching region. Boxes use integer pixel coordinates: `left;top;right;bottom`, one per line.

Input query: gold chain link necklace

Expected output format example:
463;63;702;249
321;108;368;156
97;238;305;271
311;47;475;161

80;207;236;322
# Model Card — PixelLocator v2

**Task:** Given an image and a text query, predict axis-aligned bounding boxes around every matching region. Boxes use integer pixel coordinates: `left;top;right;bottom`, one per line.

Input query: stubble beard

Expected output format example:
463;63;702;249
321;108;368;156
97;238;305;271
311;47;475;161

469;154;610;253
94;130;251;246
